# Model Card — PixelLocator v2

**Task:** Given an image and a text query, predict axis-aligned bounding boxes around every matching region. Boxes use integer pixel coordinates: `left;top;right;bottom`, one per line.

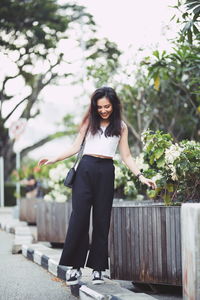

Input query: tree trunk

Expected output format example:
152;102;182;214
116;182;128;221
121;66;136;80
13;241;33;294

0;126;16;181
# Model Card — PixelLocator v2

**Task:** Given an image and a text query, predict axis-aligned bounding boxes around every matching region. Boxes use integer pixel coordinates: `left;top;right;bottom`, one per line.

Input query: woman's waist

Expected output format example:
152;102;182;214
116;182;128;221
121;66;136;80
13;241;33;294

83;153;113;159
82;147;116;158
81;154;113;163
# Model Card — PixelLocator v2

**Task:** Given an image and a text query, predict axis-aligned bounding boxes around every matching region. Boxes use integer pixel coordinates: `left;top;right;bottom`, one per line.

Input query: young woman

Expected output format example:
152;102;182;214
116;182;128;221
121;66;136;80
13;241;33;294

38;87;157;285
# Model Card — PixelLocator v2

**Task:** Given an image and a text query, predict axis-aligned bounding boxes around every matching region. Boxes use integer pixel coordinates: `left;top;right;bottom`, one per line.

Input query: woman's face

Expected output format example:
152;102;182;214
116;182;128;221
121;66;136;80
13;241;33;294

97;97;113;120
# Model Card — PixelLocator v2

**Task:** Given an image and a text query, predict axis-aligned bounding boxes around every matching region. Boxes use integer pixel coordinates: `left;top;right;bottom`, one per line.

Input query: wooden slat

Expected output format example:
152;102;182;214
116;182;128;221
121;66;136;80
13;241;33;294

143;206;148;279
19;198;37;224
170;208;176;282
152;207;158;280
36;200;72;243
109;209;114;277
109;203;182;286
19;198;27;221
157;207;163;280
147;206;153;281
26;198;37;224
165;206;172;281
160;207;168;282
138;207;144;281
175;207;182;285
126;207;132;279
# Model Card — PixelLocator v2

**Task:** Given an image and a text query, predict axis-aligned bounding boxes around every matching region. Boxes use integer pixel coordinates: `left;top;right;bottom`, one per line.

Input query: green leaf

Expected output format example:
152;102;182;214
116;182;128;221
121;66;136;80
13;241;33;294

153;50;160;59
187;28;193;44
156;158;165;168
147;189;157;198
166;183;174;192
154;148;164;159
163;194;172;206
193;24;199;35
193;6;200;15
150;155;155;165
182;21;192;34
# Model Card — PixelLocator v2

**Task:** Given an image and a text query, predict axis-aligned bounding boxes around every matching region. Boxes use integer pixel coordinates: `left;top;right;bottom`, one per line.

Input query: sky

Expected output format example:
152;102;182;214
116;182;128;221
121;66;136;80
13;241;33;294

3;0;178;160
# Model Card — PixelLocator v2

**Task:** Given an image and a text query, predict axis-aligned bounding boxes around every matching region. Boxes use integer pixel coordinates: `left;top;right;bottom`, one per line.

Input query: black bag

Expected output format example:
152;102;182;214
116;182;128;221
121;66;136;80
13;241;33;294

63;167;76;188
64;127;88;188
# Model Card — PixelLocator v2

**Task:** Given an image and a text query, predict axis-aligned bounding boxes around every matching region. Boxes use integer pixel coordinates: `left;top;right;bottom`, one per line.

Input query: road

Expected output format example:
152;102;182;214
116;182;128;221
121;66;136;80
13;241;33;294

0;229;76;300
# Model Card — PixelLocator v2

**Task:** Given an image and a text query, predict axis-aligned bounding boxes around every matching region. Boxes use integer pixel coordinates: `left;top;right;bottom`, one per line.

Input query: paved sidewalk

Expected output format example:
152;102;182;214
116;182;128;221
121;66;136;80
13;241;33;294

0;229;76;300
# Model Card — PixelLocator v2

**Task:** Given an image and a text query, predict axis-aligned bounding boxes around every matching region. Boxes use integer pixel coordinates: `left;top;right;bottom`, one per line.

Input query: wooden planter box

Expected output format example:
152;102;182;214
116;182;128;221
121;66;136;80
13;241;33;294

36;200;72;243
19;197;38;224
109;201;182;286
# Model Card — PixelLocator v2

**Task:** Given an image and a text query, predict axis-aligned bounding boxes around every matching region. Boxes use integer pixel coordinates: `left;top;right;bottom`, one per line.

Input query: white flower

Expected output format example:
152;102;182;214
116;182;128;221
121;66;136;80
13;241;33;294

151;173;163;182
44;194;53;202
48;180;55;188
115;165;124;180
51;190;68;202
135;153;149;171
167;164;178;181
182;74;189;82
181;140;197;148
136;194;144;201
124;180;136;195
56;194;68;203
165;144;184;165
49;164;67;182
141;129;151;145
53;183;60;190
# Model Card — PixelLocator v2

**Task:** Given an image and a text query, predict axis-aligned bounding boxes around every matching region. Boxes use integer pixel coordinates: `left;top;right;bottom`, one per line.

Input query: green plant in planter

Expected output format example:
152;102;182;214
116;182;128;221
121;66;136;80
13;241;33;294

141;130;200;205
114;153;149;200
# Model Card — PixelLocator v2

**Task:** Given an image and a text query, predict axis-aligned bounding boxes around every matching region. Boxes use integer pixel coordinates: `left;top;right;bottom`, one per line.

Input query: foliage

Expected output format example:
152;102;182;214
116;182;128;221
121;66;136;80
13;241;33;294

142;130;200;205
114;154;147;200
0;0;95;179
84;1;200;150
85;38;122;87
114;130;200;205
10;155;76;202
172;0;200;44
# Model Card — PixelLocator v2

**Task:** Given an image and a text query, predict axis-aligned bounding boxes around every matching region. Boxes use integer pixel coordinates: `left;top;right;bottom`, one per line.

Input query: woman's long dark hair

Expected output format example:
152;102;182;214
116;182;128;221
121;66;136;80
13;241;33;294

81;87;122;137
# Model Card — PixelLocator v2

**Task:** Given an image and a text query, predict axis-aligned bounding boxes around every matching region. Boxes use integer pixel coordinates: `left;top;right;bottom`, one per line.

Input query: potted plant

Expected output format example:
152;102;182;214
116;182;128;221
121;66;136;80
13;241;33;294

109;130;200;287
36;162;73;246
11;159;49;224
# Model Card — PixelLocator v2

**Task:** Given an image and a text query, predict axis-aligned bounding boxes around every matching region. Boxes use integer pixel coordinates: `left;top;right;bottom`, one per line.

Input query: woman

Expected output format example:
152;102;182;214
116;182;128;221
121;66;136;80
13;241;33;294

38;87;157;286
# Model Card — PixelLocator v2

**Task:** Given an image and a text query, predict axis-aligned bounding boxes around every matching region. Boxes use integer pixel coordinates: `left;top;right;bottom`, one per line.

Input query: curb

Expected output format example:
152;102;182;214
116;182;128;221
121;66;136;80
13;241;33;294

0;218;35;254
21;244;157;300
0;213;156;300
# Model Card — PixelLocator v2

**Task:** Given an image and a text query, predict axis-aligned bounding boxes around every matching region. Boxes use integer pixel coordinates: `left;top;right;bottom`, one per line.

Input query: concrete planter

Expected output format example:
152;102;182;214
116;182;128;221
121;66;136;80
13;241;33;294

19;197;38;224
109;201;182;286
36;200;72;243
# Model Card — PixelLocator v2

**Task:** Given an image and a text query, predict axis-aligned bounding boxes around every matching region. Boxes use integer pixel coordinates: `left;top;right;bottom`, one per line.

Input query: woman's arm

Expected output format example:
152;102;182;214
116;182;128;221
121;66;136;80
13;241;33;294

38;122;88;166
118;123;157;189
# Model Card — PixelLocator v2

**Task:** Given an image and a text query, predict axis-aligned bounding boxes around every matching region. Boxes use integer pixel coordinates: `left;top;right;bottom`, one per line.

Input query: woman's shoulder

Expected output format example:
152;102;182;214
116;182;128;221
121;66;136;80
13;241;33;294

79;119;89;135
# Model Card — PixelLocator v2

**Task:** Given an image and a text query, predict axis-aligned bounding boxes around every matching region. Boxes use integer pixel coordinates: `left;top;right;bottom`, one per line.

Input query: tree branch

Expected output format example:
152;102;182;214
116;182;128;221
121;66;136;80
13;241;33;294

1;73;19;94
3;95;30;123
122;114;141;141
172;81;197;110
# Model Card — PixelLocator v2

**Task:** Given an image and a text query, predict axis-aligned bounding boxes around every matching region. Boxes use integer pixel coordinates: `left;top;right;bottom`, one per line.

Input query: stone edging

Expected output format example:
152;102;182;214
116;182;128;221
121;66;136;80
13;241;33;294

22;244;157;300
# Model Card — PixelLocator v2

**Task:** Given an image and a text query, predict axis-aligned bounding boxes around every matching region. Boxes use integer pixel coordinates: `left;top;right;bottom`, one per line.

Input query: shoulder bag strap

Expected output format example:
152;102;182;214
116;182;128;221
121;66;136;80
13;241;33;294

73;125;89;169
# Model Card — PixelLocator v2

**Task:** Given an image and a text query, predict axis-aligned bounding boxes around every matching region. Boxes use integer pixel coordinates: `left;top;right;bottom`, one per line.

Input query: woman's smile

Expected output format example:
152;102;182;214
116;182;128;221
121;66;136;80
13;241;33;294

97;97;113;120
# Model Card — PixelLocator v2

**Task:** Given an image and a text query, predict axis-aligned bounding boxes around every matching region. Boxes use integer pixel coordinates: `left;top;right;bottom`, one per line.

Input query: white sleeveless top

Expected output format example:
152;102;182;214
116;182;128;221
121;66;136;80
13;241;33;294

83;121;125;158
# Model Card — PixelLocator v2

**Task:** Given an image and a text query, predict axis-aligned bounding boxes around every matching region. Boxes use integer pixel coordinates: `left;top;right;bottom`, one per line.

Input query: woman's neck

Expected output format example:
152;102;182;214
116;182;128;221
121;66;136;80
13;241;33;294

100;121;110;127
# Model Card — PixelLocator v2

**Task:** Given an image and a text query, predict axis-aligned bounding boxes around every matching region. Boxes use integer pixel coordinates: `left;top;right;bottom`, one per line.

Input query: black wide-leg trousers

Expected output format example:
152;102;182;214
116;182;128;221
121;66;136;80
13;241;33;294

59;155;115;270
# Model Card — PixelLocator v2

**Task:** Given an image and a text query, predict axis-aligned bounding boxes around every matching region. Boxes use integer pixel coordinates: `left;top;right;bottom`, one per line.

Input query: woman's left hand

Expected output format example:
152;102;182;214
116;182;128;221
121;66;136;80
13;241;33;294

139;175;157;190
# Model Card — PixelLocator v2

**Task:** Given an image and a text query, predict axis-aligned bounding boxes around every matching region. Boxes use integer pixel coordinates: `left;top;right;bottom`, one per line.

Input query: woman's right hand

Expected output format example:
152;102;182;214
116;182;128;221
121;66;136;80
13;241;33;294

38;158;57;166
